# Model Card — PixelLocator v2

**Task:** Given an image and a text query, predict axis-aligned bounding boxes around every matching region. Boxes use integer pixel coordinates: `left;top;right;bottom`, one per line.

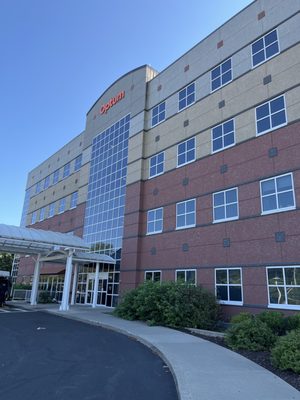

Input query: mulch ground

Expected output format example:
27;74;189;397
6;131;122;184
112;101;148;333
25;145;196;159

188;332;300;392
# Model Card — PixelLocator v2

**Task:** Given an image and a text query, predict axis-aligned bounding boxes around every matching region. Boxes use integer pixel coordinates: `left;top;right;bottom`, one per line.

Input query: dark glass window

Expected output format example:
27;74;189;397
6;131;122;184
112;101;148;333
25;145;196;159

149;152;164;178
260;173;295;213
216;268;242;303
211;58;232;91
152;102;166;127
252;29;279;67
177;137;195;167
212;119;235;152
178;83;195;111
256;95;286;135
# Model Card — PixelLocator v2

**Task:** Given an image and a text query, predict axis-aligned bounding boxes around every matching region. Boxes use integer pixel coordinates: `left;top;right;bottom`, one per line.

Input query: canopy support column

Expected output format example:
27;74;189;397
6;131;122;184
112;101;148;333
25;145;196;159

30;254;41;306
92;262;100;308
70;263;78;305
59;249;74;311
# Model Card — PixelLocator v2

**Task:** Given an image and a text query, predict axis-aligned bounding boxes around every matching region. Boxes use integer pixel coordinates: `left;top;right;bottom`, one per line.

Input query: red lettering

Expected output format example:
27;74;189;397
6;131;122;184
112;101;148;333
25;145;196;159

99;91;125;115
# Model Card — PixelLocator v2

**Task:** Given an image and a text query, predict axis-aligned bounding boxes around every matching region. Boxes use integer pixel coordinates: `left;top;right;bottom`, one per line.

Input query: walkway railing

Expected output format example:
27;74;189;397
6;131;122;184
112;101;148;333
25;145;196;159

12;289;32;302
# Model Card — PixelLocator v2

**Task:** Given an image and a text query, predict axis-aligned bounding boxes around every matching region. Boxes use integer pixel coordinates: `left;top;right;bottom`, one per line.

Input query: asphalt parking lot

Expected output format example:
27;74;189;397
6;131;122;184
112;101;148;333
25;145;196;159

0;310;178;400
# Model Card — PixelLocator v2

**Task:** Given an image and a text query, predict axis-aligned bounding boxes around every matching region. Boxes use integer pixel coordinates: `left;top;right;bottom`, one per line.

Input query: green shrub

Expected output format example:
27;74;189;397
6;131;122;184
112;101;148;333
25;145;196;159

114;281;220;329
271;329;300;374
225;318;276;351
230;312;253;324
257;311;286;335
284;314;300;333
38;291;52;304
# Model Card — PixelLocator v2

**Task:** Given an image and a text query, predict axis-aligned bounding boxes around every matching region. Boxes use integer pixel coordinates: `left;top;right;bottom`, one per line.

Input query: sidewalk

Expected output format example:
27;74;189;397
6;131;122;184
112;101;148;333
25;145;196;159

9;302;300;400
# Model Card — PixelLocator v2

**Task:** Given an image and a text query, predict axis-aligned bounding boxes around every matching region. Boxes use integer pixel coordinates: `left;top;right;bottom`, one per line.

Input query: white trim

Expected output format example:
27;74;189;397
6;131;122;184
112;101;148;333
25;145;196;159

176;198;196;230
175;268;197;285
149;151;165;179
178;82;196;112
144;270;162;282
213;187;239;223
210;57;232;93
176;137;196;168
211;118;236;154
215;267;243;305
151;101;166;128
147;207;164;235
251;28;280;69
255;94;287;137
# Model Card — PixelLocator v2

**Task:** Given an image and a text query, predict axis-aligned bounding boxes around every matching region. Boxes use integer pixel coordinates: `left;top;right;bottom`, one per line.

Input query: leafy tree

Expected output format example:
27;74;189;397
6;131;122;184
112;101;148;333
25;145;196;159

0;253;14;273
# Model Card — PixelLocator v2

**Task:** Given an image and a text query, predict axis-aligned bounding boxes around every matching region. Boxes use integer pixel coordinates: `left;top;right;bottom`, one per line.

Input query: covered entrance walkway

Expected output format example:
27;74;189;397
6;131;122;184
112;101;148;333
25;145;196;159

0;224;115;311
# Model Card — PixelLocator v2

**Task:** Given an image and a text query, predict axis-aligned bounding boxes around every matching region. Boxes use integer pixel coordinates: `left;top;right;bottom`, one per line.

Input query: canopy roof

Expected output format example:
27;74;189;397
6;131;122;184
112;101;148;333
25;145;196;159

0;224;89;255
39;250;115;264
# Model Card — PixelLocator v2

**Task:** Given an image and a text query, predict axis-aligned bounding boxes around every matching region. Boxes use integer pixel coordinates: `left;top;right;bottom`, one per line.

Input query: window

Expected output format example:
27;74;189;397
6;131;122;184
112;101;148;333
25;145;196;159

177;137;195;167
35;181;41;194
256;95;287;135
152;102;165;127
176;199;196;229
44;176;50;190
31;211;37;224
70;191;78;209
74;154;82;171
58;197;66;213
212;119;235;153
178;83;195;111
215;268;243;304
145;271;161;282
267;266;300;309
149;152;164;178
260;173;295;214
147;208;163;234
211;58;232;91
213;188;238;222
53;170;59;185
39;207;45;221
63;163;70;178
176;269;196;285
48;202;55;218
252;29;279;67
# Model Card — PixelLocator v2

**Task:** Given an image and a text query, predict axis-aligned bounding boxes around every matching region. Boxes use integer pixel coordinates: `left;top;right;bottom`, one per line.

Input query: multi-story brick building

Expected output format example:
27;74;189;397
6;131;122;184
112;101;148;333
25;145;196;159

17;0;300;316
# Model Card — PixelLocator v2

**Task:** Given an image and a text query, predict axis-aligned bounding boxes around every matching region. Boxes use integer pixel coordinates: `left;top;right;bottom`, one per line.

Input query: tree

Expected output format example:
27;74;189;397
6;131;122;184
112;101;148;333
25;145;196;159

0;253;14;273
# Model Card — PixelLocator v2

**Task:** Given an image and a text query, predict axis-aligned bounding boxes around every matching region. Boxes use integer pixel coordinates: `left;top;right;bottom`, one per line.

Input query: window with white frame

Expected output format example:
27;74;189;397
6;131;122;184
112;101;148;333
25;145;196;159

149;152;164;178
48;202;55;218
152;102;165;127
215;268;243;304
178;82;195;111
267;267;300;309
177;137;195;167
63;163;70;178
70;192;78;209
256;95;287;135
58;197;66;213
260;173;295;214
35;181;41;194
74;154;82;171
212;119;235;153
211;58;232;91
145;271;162;282
252;29;279;68
176;269;196;285
176;199;196;229
44;176;50;190
53;169;59;185
213;188;238;222
39;207;45;221
31;211;37;224
147;208;163;234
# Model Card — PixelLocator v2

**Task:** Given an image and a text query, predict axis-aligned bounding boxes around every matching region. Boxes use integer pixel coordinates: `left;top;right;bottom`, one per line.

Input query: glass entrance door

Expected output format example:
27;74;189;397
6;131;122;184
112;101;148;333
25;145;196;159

97;272;109;305
85;274;95;304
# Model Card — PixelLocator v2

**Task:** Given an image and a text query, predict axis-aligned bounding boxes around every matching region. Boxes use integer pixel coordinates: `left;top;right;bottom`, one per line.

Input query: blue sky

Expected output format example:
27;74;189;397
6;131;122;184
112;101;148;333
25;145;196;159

0;0;251;226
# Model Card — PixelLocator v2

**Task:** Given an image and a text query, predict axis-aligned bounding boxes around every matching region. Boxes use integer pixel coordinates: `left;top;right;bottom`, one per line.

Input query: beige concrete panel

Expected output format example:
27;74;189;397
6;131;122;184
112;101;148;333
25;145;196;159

126;160;143;185
279;13;300;52
78;162;90;187
128;132;144;163
130;112;145;138
197;130;211;158
286;86;300;123
235;110;255;144
164;146;177;173
78;186;87;205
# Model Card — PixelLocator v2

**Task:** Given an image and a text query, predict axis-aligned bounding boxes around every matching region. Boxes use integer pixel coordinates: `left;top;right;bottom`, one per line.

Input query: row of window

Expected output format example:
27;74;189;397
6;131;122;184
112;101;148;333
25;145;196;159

145;265;300;309
34;154;82;195
147;172;296;234
149;94;287;178
31;191;78;224
151;29;280;127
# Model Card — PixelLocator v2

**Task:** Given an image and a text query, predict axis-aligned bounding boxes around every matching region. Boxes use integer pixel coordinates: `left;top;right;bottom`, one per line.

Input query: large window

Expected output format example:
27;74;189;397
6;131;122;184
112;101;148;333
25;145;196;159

39;207;45;221
44;176;50;190
260;173;295;214
70;192;78;209
145;271;161;282
63;163;70;178
211;59;232;91
35;181;41;194
215;268;243;304
178;83;195;111
53;169;59;185
74;154;82;171
48;202;55;218
149;152;164;178
212;119;235;153
256;95;287;135
58;197;66;214
177;137;195;167
176;199;196;229
213;188;238;222
147;208;163;235
267;267;300;309
176;269;196;285
152;102;165;127
252;29;279;67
